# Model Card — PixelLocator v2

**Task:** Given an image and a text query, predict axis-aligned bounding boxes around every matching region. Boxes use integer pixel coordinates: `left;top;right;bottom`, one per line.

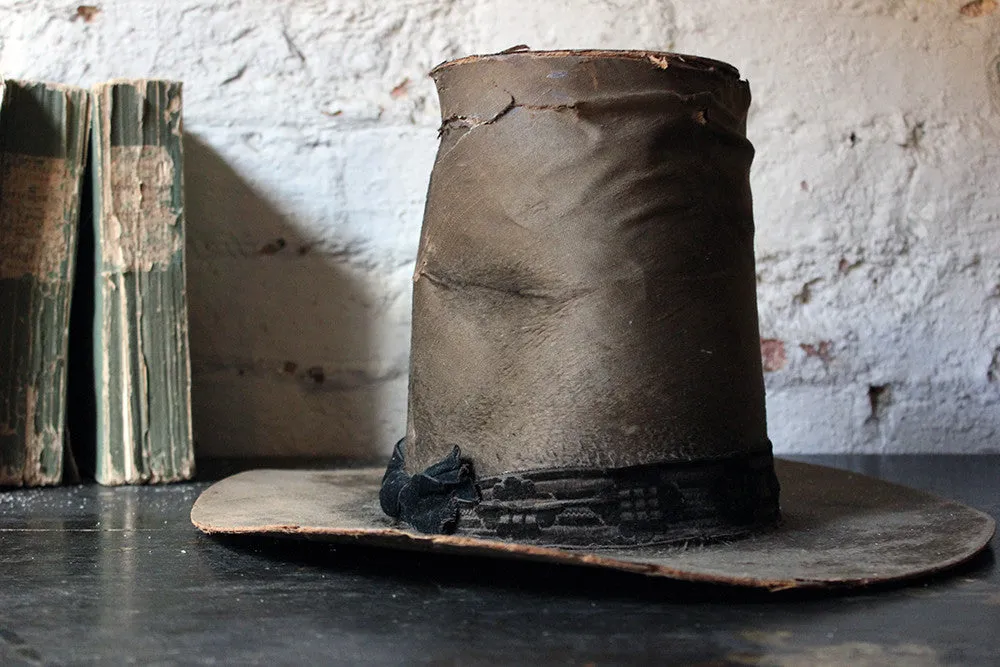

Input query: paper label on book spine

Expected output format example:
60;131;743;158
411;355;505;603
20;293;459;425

0;154;71;280
102;145;182;271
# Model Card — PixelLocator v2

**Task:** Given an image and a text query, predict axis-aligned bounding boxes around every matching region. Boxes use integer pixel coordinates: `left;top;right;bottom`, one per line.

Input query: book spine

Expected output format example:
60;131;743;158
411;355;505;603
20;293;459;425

0;81;90;486
91;80;194;485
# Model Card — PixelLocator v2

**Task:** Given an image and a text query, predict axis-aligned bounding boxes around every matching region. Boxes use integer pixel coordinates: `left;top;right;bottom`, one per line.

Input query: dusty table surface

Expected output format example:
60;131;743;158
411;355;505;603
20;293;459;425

1;455;997;666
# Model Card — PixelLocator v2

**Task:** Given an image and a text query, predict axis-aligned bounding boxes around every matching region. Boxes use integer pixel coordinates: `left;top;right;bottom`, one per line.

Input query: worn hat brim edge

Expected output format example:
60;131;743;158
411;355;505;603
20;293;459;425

190;460;995;591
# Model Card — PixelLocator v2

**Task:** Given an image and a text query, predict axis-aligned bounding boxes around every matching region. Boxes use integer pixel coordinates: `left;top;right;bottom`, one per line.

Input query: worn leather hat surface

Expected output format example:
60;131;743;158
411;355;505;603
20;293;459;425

192;49;994;590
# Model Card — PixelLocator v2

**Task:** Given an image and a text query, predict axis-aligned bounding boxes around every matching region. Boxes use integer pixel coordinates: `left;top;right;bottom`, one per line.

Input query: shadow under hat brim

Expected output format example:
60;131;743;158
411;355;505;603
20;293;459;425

189;459;995;591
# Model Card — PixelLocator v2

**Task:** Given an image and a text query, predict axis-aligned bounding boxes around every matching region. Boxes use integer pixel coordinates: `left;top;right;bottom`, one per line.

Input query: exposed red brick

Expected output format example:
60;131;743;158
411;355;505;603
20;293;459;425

838;257;863;275
800;340;834;363
75;5;100;22
760;338;786;372
390;78;410;99
960;0;997;17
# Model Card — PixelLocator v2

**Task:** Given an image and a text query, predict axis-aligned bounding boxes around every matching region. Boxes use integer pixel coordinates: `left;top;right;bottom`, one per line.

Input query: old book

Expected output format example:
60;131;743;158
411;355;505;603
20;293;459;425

0;80;90;486
90;79;194;484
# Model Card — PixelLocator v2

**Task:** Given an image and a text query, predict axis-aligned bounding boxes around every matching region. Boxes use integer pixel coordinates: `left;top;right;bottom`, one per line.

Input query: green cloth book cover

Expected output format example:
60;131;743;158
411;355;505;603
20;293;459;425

90;79;194;485
0;80;90;487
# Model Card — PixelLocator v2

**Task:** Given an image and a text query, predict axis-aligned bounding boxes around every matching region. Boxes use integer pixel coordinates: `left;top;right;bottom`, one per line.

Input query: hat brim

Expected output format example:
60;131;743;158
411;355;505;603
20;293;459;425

190;459;994;590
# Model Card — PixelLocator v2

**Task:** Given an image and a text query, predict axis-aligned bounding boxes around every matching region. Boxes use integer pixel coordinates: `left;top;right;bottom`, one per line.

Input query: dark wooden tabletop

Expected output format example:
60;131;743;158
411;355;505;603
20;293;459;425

2;455;997;666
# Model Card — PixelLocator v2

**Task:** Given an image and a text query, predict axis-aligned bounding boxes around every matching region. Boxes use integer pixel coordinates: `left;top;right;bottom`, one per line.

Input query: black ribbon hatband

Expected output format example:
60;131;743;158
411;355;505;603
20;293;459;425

380;439;780;547
379;439;479;534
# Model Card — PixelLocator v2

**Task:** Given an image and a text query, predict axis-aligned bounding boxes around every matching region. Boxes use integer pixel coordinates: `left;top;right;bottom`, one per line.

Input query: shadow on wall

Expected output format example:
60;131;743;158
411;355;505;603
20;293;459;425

183;134;381;466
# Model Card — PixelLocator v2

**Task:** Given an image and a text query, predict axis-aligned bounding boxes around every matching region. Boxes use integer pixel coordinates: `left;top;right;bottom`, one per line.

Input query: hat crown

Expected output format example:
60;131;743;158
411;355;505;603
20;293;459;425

385;50;779;547
407;50;767;477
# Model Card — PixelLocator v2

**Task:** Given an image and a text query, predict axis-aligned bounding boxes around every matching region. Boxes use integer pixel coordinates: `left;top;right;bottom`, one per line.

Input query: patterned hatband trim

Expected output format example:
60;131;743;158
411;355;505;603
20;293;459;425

380;438;780;548
453;450;780;547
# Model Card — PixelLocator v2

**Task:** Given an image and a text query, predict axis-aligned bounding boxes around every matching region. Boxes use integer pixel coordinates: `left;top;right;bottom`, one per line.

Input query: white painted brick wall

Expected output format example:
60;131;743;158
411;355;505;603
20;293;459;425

1;0;997;458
